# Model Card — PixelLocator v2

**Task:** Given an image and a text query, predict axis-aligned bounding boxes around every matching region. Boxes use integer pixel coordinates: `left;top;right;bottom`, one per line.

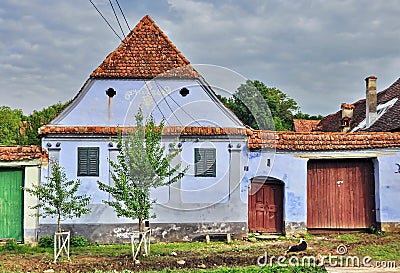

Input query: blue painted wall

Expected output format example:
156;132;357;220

376;152;400;222
246;151;308;224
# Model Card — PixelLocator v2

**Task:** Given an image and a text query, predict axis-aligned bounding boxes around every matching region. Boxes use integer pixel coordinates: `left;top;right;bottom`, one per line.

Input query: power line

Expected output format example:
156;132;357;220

89;0;123;42
108;0;125;38
115;0;131;31
154;80;203;127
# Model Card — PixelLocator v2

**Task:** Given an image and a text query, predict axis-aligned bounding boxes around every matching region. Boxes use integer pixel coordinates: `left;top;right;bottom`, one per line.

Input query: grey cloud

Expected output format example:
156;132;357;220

1;0;400;116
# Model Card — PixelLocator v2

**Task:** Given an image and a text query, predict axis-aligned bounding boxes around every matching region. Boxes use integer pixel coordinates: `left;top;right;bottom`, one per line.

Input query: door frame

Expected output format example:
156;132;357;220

248;176;284;234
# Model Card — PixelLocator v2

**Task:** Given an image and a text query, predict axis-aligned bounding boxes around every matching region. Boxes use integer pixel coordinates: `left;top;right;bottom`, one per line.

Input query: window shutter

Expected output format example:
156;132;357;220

195;148;216;177
88;148;99;176
78;147;99;176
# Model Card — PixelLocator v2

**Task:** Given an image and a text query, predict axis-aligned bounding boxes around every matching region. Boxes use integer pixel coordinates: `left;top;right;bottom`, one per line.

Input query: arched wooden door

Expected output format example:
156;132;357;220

248;177;284;233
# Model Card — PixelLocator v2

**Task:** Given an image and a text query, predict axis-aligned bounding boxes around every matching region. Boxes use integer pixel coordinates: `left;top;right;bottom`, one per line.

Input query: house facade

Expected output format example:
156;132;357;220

36;15;400;242
246;130;400;234
0;146;46;243
39;15;249;242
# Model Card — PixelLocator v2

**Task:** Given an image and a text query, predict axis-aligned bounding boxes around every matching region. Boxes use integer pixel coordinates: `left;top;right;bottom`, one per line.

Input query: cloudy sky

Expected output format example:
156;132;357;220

1;0;400;116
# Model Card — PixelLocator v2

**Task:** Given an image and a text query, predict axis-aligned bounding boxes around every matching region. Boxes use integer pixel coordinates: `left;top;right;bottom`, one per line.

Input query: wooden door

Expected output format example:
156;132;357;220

0;168;23;241
307;159;375;230
248;178;283;233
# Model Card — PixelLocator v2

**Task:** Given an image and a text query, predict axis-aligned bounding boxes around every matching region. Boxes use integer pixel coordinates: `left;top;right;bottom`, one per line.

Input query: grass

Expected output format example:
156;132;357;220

336;233;363;244
1;233;400;272
357;242;400;261
90;266;326;273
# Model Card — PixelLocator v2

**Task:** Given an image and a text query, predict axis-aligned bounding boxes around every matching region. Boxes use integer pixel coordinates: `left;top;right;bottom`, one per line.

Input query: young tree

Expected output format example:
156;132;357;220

97;109;186;236
24;162;91;232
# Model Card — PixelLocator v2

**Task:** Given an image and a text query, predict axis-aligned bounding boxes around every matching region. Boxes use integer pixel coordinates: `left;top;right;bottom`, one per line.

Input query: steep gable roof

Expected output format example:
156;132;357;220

91;15;197;79
319;78;400;132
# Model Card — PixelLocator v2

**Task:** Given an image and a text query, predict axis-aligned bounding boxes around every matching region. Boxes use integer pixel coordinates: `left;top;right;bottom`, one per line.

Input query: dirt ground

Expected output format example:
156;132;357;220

1;233;398;272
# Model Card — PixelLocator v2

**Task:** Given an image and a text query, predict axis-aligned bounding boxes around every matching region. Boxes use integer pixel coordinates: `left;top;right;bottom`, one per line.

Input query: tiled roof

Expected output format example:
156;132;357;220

40;126;400;151
39;125;247;136
0;146;47;161
292;119;321;132
247;130;400;151
319;78;400;132
90;15;198;79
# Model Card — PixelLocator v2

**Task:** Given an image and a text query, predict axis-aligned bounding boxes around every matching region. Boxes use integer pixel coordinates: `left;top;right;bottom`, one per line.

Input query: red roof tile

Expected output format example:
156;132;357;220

0;146;47;161
41;126;400;151
90;15;198;79
247;130;400;150
39;125;247;136
292;119;321;132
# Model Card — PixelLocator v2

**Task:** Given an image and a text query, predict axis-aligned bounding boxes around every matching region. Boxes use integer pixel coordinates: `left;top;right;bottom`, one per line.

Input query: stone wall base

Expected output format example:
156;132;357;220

38;222;248;243
284;222;307;236
380;222;400;233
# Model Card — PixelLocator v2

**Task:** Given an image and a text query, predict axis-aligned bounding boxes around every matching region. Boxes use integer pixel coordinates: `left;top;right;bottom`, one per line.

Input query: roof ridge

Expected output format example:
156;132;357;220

90;15;195;79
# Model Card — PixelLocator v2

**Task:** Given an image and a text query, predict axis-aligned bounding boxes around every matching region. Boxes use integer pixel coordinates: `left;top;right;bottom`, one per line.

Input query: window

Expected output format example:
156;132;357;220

194;148;216;177
77;147;99;176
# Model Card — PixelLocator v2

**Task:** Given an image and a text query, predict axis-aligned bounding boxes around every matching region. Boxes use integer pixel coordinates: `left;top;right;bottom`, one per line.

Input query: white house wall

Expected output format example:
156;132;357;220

248;149;400;234
40;137;248;242
23;166;41;243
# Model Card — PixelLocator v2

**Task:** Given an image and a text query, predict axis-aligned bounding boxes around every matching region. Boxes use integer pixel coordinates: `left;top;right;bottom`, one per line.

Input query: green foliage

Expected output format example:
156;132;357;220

71;236;89;247
38;236;54;248
219;80;275;130
0;106;24;145
4;239;19;251
0;102;68;146
23;162;91;232
20;101;69;145
293;112;324;120
98;109;187;232
220;80;321;131
369;224;385;235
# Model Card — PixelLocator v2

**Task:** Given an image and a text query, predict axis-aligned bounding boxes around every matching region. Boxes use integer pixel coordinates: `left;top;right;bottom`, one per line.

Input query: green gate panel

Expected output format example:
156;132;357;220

0;169;23;241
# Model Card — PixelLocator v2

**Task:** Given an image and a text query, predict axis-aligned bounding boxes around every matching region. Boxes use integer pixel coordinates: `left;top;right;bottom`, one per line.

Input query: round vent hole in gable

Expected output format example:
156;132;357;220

179;87;189;97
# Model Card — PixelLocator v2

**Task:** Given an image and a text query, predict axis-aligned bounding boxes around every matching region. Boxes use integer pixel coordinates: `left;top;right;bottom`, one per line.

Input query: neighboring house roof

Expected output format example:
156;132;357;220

247;130;400;151
0;146;46;161
292;119;321;132
319;78;400;132
39;125;247;136
90;15;197;79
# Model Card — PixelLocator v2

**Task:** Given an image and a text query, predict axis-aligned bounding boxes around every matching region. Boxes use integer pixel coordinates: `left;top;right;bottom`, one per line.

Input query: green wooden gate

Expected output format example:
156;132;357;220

0;168;23;241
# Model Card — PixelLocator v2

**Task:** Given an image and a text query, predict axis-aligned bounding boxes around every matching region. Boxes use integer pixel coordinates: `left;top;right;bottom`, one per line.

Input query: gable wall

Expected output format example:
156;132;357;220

54;79;243;128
